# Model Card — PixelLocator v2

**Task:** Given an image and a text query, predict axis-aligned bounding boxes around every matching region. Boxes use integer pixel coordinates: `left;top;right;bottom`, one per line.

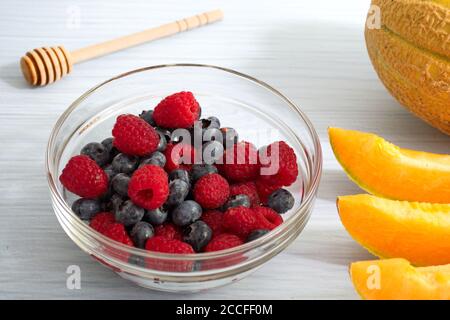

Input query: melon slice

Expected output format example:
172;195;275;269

350;258;450;300
329;127;450;203
337;194;450;266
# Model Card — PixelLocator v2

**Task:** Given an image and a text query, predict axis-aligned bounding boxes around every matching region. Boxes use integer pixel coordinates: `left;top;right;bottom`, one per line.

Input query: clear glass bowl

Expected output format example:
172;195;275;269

46;64;322;292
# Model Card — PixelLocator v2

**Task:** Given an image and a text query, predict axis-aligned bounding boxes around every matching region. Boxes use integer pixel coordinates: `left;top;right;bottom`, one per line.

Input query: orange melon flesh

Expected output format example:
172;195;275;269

338;194;450;266
329;127;450;203
350;258;450;300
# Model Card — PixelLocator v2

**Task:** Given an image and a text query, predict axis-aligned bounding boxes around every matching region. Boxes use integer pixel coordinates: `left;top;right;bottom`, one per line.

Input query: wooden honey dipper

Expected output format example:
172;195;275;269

20;9;223;86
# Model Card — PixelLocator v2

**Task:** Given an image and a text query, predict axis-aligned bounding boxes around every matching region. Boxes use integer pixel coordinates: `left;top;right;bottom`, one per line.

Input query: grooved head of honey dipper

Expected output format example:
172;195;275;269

20;46;73;86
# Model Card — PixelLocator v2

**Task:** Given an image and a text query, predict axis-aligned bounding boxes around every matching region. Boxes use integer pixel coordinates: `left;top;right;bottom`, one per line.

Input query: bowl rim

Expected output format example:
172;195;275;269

46;63;322;262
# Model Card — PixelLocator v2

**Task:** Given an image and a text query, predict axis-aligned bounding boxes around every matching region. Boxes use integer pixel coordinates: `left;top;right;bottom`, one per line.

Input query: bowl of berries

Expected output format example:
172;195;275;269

47;64;322;292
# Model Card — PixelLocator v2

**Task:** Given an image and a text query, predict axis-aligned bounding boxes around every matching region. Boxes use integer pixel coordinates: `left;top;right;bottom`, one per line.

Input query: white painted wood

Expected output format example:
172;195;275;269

0;0;448;299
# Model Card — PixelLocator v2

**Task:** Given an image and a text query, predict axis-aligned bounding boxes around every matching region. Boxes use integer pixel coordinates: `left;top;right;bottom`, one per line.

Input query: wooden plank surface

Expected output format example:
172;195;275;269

0;0;448;299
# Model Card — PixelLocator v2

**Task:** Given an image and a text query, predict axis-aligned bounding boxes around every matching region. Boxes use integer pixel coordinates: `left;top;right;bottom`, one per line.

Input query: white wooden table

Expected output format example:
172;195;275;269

0;0;448;299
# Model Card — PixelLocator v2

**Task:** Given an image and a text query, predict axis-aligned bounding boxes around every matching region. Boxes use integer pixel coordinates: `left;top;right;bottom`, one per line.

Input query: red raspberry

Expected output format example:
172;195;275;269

90;212;133;246
164;143;196;172
194;173;230;209
154;223;183;241
60;155;108;198
258;141;298;187
204;233;243;252
112;114;159;156
153;91;200;129
145;236;194;254
222;141;260;182
90;212;115;233
128;165;169;210
229;181;260;207
253;206;283;230
222;207;257;238
255;179;282;204
201;210;224;236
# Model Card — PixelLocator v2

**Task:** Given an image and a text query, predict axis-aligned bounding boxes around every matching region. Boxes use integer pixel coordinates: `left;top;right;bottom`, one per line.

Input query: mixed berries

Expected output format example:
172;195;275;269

60;91;299;263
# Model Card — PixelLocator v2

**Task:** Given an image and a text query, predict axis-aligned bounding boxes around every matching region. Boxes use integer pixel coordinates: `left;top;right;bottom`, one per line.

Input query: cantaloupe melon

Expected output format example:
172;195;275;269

329;127;450;203
365;0;450;135
337;194;450;266
350;258;450;300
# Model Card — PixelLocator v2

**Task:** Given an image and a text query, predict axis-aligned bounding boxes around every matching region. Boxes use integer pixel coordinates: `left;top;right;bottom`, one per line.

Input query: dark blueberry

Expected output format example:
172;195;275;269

166;179;189;207
169;169;191;186
222;194;251;211
246;229;270;242
130;221;154;248
128;254;146;267
267;188;295;214
139;110;155;126
71;198;101;220
156;128;171;144
101;137;119;160
102;193;124;212
183;221;212;252
111;173;130;197
201;116;221;130
220;127;239;148
103;164;117;181
139;151;166;168
202;141;224;164
172;200;202;227
144;207;168;225
80;142;110;167
190;164;218;182
111;153;139;174
156;130;168;152
115;200;145;227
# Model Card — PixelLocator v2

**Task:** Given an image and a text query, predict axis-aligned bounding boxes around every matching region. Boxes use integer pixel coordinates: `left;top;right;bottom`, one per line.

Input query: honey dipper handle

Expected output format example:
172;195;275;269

70;9;223;63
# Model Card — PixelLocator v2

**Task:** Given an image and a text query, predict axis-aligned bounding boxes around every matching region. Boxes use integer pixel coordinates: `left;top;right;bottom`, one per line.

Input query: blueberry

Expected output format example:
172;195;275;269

139;151;166;168
267;188;295;214
130;221;154;248
169;169;191;186
72;198;101;220
102;193;124;212
101;137;119;160
172;200;202;227
144;207;168;225
115;200;145;227
203;127;223;142
190;164;218;182
139;110;155;126
201;116;221;130
156;130;168;152
111;173;130;197
103;164;117;181
222;194;251;211
183;221;212;252
202;141;224;164
220;127;239;148
112;153;139;174
157;128;171;144
80;142;110;167
166;179;189;207
246;229;270;242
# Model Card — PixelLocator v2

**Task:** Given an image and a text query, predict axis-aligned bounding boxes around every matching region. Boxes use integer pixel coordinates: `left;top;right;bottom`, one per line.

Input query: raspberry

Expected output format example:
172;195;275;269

90;212;115;233
154;223;183;241
229;181;260;207
222;141;260;182
59;155;108;198
253;206;283;230
90;212;133;246
259;141;298;187
128;165;169;210
164;143;196;172
222;206;257;238
255;179;283;204
112;114;159;156
145;236;194;254
194;173;230;209
153;91;200;129
204;233;243;252
201;210;224;236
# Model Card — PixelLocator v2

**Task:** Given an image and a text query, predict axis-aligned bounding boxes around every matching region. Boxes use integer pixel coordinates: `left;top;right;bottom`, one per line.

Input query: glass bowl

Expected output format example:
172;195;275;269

46;64;322;292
